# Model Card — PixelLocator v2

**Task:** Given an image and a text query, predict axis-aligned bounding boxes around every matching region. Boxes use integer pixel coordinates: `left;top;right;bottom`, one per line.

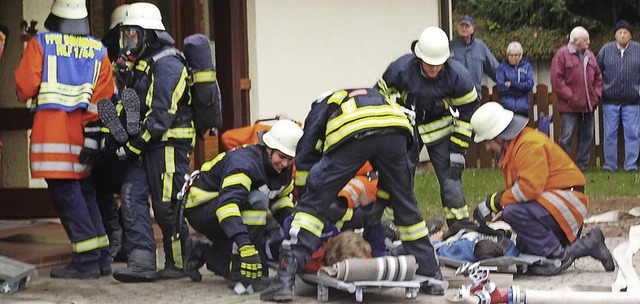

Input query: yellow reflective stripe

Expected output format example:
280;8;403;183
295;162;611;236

222;173;251;191
38;82;94;107
193;70;216;83
450;136;469;148
72;236;103;253
453;120;473;137
186;186;219;208
336;207;354;230
126;142;142;155
325;115;411;151
420;126;453;144
135;60;151;73
162;146;175;202
201;152;226;172
295;170;308;187
141;130;151;142
417;116;453;133
170;234;184;268
280;181;294;197
216;203;241;222
98;235;110;247
168;68;189;115
450;88;478;106
444;206;470;220
377;189;390;200
327;90;348;105
397;221;428;242
48;55;57;82
291;212;324;237
161;127;195;140
383;207;395;221
271;195;294;213
326;105;407;135
489;192;500;213
241;210;267;226
315;139;324;152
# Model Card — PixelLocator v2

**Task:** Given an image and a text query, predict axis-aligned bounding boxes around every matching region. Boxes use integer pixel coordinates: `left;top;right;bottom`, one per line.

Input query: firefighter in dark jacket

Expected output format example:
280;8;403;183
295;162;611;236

261;88;444;302
111;2;196;282
183;120;303;291
376;26;480;227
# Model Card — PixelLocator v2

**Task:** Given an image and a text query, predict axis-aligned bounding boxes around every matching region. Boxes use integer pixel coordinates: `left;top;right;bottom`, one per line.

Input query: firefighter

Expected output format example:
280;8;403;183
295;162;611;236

260;88;444;302
183;119;303;291
111;2;195;282
470;102;615;275
376;26;479;227
14;0;114;279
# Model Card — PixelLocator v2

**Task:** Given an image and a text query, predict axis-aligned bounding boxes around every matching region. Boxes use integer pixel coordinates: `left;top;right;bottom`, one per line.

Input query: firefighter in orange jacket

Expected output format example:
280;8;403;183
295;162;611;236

470;102;614;275
14;0;114;279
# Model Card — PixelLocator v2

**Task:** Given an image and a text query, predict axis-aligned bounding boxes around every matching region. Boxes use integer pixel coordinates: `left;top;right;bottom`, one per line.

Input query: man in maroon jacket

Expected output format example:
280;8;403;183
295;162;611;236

551;26;602;171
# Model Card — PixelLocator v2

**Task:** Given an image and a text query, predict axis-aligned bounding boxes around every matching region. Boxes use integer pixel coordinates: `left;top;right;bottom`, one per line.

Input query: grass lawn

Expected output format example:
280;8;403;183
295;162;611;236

414;168;640;220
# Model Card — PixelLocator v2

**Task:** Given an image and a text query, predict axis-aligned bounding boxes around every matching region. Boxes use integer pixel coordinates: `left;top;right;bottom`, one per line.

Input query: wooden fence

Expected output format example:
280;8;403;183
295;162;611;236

467;84;612;169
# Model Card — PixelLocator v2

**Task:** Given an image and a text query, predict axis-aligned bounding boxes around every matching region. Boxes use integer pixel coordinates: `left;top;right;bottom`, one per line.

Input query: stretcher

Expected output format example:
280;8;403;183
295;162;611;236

267;260;448;302
299;272;448;302
437;253;562;274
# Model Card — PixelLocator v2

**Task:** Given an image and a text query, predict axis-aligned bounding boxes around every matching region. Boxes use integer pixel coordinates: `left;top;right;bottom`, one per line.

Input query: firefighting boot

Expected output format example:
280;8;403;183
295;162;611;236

112;249;157;283
260;255;298;302
566;227;615;271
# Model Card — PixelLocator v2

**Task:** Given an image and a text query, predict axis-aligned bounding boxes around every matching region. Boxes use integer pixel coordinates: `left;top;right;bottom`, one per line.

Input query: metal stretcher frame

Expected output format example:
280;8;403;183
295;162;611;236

298;273;448;303
437;253;562;273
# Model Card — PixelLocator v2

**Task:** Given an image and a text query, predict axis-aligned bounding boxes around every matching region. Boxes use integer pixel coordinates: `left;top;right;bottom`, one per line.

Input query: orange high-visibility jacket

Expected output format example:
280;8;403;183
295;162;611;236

498;127;588;243
15;33;114;179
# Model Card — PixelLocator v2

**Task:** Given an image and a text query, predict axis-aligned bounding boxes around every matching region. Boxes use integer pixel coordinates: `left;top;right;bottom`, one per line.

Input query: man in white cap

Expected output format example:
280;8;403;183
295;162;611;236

14;0;114;279
470;102;614;275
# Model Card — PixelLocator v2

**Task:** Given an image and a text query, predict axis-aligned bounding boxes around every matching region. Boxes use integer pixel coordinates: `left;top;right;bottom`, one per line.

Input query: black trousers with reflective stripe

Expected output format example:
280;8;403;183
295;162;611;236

291;132;440;277
145;145;192;268
184;191;270;278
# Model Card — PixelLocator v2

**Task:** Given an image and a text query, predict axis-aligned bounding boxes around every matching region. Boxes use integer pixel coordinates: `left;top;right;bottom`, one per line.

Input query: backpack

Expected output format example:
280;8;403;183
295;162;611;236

183;34;223;138
147;34;223;138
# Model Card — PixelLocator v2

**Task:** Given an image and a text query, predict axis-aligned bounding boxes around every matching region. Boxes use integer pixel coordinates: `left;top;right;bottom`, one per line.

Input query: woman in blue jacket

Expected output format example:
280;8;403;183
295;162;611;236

496;41;535;117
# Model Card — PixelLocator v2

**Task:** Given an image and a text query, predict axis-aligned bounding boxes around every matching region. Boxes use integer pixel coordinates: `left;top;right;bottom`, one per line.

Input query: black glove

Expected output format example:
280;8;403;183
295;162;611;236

238;244;262;281
449;152;465;180
78;122;104;166
115;142;140;161
473;191;504;223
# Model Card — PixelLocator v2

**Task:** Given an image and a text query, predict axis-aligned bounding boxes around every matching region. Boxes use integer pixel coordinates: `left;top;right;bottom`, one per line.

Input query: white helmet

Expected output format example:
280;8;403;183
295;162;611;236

110;4;130;30
45;0;89;35
50;0;88;19
413;27;450;65
471;102;529;142
122;2;165;30
262;120;304;157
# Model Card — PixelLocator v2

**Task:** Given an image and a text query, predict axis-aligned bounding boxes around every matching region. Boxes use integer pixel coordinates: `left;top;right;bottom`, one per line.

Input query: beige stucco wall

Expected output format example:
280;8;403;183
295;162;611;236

247;0;441;122
0;0;52;188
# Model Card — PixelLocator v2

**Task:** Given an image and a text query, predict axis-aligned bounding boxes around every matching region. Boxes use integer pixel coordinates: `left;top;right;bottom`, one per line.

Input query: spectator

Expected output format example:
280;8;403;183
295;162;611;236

14;0;114;279
496;41;535;117
450;15;499;99
470;102;614;276
597;20;640;172
551;26;602;171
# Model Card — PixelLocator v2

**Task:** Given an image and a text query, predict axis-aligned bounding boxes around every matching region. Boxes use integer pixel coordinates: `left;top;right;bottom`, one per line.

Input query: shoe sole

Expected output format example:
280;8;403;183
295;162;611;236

98;98;128;144
121;88;140;136
112;272;156;283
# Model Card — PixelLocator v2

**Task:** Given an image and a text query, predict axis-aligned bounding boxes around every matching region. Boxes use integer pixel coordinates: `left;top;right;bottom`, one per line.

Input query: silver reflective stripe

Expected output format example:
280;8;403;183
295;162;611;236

31;161;88;173
31;143;82;155
554;190;588;218
541;191;580;235
343;178;367;207
511;180;527;202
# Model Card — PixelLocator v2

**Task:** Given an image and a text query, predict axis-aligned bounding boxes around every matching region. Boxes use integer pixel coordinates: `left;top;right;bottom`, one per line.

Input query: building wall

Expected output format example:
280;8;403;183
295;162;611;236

247;0;441;122
0;0;52;188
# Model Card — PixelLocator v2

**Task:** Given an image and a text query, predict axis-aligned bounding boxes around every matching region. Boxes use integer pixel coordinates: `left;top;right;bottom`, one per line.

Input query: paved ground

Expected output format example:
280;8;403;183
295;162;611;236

2;232;639;304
